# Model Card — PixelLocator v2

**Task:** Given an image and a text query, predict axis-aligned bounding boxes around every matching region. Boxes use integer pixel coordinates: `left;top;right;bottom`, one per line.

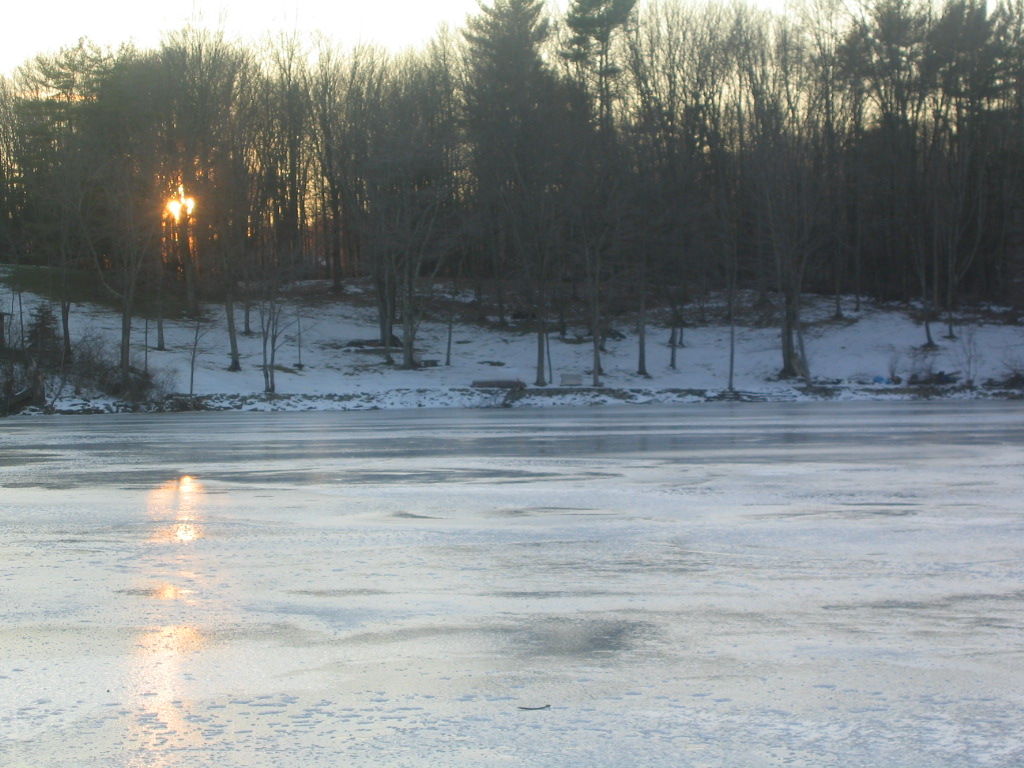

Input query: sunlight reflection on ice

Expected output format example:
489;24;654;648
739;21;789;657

128;625;209;762
129;475;215;762
146;475;206;544
153;583;194;602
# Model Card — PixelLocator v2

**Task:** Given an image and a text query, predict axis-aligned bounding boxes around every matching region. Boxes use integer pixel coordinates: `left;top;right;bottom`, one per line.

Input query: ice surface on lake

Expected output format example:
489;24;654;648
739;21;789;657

2;403;1023;767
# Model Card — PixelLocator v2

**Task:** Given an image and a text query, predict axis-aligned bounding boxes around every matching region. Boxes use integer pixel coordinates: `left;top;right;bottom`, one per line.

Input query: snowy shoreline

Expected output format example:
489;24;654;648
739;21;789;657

4;277;1023;416
22;380;1023;416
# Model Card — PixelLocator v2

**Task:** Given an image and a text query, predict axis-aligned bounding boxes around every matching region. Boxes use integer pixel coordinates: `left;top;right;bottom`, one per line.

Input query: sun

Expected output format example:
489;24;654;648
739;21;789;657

166;186;196;222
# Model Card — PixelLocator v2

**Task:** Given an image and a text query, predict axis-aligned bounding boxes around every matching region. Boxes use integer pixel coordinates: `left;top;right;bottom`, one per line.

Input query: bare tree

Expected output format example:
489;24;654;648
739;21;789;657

563;0;638;136
160;25;255;315
79;51;166;392
736;10;832;381
0;76;21;263
13;41;119;363
352;47;460;370
464;0;572;385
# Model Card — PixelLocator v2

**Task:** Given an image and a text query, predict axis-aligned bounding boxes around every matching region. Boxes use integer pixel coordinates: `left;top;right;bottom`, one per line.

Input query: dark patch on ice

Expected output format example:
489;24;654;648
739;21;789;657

209;621;329;647
493;508;532;517
341;624;484;648
3;480;82;490
489;589;616;599
869;600;933;610
116;587;168;598
289;588;390;598
0;451;62;467
510;617;657;658
204;467;592;486
338;618;653;658
491;506;605;517
772;502;920;520
823;589;1024;614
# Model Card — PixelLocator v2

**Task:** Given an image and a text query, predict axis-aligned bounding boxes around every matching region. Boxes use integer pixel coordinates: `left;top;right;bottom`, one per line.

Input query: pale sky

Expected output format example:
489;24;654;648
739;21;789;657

2;0;792;79
2;0;486;76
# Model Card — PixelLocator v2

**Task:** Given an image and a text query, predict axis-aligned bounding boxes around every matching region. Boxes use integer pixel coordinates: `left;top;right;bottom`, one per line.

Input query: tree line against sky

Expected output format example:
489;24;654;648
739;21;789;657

1;0;1022;392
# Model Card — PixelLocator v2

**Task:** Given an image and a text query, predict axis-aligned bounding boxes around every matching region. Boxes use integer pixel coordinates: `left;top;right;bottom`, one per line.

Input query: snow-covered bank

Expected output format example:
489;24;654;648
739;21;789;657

33;381;1024;416
6;280;1024;414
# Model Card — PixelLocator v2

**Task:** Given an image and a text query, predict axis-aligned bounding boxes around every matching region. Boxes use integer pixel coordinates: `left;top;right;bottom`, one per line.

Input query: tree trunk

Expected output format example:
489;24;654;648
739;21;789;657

727;260;737;393
260;295;278;394
328;190;344;292
445;316;453;365
261;319;275;394
590;260;602;387
119;305;133;394
180;220;197;315
535;318;547;387
779;288;808;381
920;268;937;348
60;299;72;363
225;291;241;371
189;320;203;400
636;286;648;377
156;267;166;351
402;324;416;370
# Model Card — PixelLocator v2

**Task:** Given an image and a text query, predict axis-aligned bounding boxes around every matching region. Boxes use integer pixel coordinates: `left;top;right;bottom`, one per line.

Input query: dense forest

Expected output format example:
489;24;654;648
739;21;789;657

1;0;1023;396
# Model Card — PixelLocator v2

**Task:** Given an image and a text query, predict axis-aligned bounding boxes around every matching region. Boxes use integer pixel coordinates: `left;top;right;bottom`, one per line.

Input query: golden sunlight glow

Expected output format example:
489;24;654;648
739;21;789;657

146;475;208;544
155;583;194;601
148;521;204;544
174;523;201;543
130;477;214;759
166;185;196;222
128;624;210;756
140;624;208;655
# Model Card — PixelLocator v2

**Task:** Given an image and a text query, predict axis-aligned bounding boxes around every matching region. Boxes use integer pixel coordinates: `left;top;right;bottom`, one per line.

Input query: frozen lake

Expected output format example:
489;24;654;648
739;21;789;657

2;402;1023;767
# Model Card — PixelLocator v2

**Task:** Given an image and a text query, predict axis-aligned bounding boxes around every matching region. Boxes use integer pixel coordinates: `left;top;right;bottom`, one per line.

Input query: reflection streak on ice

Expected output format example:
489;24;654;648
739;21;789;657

146;475;206;544
129;625;209;763
152;583;194;602
129;475;216;761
